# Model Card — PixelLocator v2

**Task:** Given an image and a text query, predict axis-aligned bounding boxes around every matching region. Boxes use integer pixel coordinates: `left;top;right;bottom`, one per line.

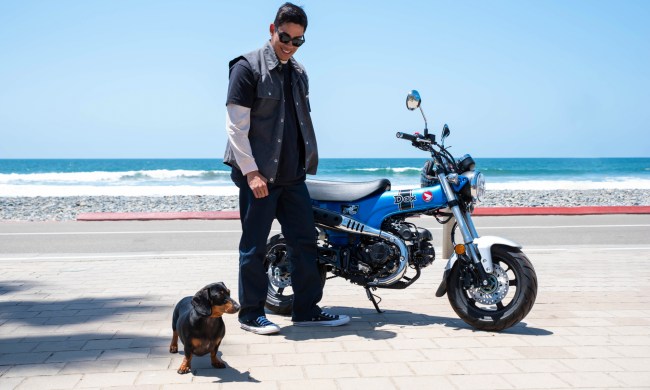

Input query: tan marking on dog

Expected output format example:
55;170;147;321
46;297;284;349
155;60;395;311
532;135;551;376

177;355;192;374
169;331;179;353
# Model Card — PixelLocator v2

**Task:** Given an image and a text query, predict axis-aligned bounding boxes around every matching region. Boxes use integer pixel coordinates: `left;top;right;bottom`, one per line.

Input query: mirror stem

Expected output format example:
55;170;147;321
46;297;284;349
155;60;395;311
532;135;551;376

419;106;429;136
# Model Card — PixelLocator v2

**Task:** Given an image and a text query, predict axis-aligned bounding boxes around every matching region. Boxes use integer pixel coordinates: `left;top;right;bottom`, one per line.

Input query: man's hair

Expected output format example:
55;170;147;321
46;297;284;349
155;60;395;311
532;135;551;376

274;2;308;31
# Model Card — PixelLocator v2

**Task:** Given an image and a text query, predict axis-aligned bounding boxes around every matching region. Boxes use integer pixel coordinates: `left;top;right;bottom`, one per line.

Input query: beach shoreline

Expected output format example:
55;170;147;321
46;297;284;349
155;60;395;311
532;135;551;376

2;189;650;222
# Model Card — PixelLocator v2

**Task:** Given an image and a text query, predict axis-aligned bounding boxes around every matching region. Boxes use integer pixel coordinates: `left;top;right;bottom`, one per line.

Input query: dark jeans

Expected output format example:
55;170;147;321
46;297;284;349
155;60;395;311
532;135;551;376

232;170;323;322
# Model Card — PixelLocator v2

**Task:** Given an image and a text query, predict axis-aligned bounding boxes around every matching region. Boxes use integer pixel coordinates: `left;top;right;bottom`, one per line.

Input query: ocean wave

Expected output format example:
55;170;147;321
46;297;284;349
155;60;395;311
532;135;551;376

345;167;422;174
0;184;239;197
0;169;231;185
487;179;650;190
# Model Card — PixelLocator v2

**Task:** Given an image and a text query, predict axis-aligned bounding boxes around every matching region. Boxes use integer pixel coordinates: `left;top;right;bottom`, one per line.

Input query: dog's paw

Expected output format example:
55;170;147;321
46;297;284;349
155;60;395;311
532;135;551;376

211;360;227;369
177;366;191;374
169;345;178;354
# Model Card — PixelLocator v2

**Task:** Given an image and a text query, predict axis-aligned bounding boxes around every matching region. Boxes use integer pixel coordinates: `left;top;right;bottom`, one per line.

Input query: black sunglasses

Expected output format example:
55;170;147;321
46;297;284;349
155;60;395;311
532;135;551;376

277;30;305;47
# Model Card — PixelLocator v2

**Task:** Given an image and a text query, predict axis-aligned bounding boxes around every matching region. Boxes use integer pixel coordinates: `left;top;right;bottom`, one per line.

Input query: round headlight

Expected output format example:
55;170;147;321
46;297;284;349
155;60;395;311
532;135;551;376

461;171;486;202
472;171;486;202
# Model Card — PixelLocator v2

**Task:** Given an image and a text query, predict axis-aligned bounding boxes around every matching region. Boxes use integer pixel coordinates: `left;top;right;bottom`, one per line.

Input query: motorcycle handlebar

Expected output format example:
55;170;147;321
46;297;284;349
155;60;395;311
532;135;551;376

396;132;418;142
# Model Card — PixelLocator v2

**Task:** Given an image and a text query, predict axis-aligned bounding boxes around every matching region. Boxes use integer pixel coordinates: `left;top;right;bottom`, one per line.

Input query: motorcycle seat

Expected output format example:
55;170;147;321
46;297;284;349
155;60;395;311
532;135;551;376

306;179;391;202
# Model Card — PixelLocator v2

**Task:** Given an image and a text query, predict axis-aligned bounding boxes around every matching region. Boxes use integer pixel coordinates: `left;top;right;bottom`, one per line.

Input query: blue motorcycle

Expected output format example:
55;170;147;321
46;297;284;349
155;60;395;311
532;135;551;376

264;90;538;331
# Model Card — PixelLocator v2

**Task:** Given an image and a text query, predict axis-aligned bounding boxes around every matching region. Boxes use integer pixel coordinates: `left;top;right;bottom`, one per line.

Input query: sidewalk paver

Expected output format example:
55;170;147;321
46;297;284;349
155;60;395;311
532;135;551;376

1;244;650;389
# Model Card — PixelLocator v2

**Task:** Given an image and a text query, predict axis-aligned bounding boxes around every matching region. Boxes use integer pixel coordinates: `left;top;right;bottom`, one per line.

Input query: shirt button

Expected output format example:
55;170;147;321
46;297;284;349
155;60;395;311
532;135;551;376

270;178;275;183
281;118;284;123
268;92;271;96
274;159;278;163
277;139;281;142
300;122;303;125
296;102;299;106
305;141;309;145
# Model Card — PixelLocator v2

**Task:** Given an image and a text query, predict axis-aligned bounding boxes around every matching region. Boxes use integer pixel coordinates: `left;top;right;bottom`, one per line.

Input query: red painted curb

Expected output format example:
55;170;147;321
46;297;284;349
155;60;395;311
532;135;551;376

76;206;650;221
473;206;650;216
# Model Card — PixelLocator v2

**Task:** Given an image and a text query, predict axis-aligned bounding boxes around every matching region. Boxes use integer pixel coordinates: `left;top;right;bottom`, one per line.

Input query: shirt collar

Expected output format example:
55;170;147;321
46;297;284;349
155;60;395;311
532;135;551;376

263;41;302;74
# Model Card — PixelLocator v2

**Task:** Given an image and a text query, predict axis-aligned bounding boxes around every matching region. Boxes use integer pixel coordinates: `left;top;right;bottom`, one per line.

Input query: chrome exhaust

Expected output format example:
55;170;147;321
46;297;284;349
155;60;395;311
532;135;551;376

313;207;408;286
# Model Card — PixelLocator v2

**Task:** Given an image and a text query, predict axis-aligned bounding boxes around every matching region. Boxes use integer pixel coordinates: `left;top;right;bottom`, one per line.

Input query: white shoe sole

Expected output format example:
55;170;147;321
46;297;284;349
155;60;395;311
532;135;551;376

293;315;350;327
240;323;281;335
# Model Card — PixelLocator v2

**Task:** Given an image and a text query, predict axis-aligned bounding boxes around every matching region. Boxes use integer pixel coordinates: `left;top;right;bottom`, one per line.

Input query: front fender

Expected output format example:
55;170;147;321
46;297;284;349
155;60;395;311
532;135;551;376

474;236;521;272
435;236;522;297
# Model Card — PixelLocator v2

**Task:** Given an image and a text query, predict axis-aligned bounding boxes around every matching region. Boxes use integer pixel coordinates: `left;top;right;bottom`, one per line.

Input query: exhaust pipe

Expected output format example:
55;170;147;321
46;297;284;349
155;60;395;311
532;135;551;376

313;207;408;286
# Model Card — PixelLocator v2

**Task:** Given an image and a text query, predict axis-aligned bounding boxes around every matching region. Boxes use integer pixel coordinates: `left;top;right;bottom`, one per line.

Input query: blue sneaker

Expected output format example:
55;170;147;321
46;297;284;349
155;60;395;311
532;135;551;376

293;311;350;327
240;316;281;335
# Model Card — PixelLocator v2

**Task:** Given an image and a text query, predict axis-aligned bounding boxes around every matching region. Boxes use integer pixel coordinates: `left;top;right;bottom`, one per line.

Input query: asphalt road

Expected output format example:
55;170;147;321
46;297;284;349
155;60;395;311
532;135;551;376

1;214;649;257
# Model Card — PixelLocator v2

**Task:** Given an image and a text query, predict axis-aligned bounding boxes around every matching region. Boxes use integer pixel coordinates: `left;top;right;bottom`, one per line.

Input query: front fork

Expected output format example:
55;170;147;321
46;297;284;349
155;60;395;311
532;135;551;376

437;172;493;284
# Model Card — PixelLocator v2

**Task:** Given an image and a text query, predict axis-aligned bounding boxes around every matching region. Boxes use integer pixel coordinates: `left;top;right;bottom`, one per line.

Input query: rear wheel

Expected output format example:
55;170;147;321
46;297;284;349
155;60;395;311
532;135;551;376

264;234;326;315
447;245;537;331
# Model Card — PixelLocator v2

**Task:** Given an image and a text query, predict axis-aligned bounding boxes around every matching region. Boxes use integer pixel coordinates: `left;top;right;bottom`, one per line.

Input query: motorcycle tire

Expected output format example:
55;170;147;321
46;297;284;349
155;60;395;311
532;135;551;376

447;245;537;331
264;234;327;315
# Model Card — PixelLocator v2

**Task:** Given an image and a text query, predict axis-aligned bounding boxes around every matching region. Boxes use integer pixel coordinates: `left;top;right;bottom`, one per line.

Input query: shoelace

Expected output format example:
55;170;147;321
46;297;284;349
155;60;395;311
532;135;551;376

319;311;337;320
255;316;275;327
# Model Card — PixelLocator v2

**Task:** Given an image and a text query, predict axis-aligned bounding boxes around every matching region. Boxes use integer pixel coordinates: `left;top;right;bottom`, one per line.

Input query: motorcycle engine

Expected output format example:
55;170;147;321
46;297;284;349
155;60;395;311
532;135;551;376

352;239;398;276
386;220;436;269
362;242;394;265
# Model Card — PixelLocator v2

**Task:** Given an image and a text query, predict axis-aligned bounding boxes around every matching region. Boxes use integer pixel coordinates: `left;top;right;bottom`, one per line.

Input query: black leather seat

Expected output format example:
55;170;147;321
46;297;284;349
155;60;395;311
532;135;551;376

306;179;391;202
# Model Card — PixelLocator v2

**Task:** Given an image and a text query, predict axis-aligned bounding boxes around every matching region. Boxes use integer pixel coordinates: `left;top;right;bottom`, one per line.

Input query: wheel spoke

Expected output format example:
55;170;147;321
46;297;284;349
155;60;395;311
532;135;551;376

509;279;517;287
276;288;285;296
496;301;505;310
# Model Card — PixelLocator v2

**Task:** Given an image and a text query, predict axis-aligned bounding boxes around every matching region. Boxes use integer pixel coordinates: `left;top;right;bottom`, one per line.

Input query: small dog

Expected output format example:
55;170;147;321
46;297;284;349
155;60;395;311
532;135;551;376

169;282;240;374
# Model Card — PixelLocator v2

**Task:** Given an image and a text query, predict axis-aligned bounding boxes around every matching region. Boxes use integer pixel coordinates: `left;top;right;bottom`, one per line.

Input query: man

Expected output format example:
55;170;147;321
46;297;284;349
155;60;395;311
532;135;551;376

224;2;350;335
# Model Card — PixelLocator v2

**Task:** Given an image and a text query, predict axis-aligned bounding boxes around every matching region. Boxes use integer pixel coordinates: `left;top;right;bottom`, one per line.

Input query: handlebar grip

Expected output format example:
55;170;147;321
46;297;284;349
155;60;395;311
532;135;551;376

396;132;417;142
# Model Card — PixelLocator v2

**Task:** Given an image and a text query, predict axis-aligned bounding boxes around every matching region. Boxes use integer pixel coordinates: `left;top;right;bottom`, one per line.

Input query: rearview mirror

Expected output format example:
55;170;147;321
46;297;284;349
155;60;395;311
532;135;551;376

406;90;421;111
441;124;450;142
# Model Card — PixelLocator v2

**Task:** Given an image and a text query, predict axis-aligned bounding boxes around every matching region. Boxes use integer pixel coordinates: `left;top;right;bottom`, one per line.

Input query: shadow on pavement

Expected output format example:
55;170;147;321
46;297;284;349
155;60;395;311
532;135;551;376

169;350;260;383
0;296;165;327
282;306;552;341
0;281;35;296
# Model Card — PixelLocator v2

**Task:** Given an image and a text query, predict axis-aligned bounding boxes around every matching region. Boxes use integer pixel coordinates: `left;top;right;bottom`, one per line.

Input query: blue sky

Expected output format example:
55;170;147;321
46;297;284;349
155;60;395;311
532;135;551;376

1;0;648;159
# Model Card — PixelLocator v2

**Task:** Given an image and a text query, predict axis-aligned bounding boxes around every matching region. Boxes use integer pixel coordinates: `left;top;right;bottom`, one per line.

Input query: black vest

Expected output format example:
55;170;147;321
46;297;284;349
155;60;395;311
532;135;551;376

223;41;318;183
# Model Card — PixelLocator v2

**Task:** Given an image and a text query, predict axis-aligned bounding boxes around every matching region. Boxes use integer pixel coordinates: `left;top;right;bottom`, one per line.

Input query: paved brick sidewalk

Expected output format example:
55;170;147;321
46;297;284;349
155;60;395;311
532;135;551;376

1;246;650;389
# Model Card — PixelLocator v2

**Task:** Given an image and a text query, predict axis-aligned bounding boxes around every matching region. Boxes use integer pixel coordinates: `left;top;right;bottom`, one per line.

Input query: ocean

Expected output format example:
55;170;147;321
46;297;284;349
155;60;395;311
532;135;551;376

1;158;649;196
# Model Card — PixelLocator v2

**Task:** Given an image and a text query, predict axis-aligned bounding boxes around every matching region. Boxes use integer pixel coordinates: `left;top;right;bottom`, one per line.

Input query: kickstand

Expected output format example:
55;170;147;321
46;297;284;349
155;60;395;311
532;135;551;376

365;287;383;313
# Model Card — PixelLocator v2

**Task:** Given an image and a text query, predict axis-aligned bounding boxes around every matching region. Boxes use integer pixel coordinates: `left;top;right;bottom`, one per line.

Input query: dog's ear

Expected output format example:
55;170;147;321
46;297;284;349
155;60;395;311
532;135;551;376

191;288;212;317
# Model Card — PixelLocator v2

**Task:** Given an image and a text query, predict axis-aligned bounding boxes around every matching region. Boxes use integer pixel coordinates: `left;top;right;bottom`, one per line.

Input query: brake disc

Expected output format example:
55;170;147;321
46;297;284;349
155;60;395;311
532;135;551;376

469;263;509;305
267;254;292;289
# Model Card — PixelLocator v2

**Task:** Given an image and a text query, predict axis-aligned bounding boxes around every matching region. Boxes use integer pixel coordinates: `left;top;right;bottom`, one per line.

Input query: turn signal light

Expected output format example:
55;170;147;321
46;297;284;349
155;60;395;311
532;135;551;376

454;244;466;255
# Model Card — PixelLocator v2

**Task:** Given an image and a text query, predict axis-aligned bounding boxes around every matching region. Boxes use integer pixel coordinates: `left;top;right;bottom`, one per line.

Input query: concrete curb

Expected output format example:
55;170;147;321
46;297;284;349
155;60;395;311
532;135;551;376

76;211;241;221
76;206;650;221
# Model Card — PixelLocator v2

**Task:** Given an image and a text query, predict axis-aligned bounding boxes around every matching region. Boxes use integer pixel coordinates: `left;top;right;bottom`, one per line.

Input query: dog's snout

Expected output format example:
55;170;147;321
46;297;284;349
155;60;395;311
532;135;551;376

227;298;241;314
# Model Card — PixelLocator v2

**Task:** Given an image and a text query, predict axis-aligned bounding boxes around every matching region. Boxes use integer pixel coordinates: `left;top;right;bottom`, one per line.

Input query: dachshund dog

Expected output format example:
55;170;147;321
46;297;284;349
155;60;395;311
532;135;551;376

169;282;240;374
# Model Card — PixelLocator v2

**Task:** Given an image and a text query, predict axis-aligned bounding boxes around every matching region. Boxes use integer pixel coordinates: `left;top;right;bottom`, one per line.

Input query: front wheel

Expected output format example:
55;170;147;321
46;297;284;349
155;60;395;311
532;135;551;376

264;234;326;315
447;245;537;331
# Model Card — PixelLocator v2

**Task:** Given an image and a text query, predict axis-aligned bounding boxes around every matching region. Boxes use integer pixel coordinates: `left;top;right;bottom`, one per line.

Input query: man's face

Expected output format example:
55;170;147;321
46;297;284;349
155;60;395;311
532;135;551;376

270;22;305;62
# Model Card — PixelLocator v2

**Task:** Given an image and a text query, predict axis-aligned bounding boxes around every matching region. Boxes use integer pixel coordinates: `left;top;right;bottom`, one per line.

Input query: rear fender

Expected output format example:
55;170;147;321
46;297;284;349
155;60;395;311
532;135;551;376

435;236;522;297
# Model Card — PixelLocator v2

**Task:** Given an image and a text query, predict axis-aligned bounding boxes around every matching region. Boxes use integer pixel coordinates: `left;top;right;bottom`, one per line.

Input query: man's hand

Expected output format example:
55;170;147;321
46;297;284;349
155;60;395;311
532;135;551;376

246;171;269;198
